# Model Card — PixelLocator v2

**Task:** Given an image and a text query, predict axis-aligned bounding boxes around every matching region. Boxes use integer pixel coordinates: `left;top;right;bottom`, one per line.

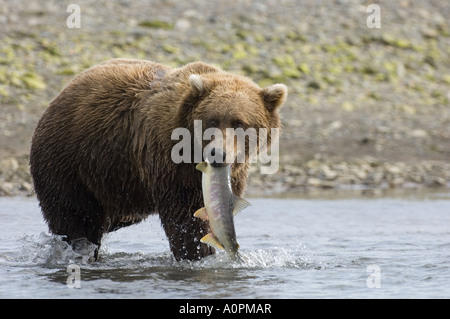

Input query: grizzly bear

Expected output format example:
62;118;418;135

29;59;287;260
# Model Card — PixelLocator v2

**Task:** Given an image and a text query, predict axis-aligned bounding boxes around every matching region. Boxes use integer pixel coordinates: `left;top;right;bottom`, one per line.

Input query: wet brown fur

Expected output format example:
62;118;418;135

29;59;287;260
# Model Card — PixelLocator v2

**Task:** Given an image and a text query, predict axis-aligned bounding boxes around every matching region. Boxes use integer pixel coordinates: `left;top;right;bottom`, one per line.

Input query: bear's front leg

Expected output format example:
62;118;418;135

160;209;215;261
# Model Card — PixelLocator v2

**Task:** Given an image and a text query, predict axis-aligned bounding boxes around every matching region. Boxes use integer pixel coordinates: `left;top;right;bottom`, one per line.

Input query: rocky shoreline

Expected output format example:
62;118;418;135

0;156;32;197
1;0;449;198
1;154;449;197
247;156;450;197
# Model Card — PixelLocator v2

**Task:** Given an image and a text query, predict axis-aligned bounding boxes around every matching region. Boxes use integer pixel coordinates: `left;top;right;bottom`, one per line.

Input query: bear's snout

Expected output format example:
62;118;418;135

208;147;228;167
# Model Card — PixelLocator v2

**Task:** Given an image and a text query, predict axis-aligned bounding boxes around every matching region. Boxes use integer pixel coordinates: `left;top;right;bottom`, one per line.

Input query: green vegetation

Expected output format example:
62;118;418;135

1;1;449;195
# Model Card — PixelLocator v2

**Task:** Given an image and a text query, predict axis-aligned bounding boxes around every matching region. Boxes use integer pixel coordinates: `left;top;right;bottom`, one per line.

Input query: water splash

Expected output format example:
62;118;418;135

2;232;319;273
174;245;314;270
1;232;97;268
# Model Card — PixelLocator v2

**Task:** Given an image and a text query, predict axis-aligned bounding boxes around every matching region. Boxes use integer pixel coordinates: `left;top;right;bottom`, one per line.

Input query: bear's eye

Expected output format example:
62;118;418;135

208;119;219;128
234;121;244;129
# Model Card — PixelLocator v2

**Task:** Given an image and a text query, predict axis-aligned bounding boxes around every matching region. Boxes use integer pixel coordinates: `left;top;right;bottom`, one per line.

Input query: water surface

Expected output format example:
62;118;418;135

1;192;449;298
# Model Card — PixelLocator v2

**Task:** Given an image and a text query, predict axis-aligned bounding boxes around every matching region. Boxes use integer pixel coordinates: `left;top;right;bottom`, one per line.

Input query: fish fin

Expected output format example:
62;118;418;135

200;233;224;250
193;207;208;221
196;162;208;173
232;195;251;216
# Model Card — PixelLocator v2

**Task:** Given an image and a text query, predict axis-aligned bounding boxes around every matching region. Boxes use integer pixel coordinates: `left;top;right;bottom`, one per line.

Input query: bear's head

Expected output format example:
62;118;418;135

176;71;287;171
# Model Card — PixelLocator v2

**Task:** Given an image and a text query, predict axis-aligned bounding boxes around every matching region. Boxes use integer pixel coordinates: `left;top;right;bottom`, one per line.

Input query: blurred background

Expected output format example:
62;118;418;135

0;0;449;196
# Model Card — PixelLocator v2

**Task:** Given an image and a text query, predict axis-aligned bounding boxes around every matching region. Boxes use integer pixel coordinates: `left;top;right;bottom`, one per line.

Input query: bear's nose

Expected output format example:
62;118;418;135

208;147;227;167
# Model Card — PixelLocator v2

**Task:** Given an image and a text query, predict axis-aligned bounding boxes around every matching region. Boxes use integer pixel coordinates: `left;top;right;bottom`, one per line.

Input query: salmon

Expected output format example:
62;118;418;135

194;160;251;257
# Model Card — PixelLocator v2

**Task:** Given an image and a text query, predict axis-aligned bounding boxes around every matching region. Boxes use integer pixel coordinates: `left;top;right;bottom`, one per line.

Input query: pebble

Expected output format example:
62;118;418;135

0;157;19;174
410;129;429;138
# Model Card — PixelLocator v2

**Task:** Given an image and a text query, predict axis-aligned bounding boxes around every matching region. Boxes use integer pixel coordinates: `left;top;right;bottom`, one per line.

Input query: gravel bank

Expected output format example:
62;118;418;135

0;0;449;197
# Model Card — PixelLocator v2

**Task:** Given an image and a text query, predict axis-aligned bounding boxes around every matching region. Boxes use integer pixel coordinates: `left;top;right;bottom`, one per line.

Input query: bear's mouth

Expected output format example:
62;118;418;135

210;161;228;168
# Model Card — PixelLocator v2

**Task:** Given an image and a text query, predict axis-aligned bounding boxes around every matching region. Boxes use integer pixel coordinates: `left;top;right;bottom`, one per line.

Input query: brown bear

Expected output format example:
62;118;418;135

29;59;287;260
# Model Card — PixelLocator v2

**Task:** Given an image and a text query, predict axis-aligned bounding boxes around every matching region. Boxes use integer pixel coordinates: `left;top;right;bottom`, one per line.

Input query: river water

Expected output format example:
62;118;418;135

1;191;449;299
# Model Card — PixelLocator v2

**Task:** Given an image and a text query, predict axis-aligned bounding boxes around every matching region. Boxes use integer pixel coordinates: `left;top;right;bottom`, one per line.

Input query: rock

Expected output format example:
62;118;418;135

175;19;190;31
283;164;305;176
321;165;338;180
19;181;33;193
0;157;19;174
0;182;15;196
352;167;368;180
305;159;322;169
385;163;402;175
341;101;354;111
429;177;446;187
410;129;429;138
422;28;439;39
320;181;336;189
389;177;405;188
307;177;322;187
368;171;384;185
306;177;322;187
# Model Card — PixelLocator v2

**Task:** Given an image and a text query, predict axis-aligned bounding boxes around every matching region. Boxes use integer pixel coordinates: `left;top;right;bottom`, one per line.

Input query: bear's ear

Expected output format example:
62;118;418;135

177;75;213;125
189;74;211;97
260;83;288;112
